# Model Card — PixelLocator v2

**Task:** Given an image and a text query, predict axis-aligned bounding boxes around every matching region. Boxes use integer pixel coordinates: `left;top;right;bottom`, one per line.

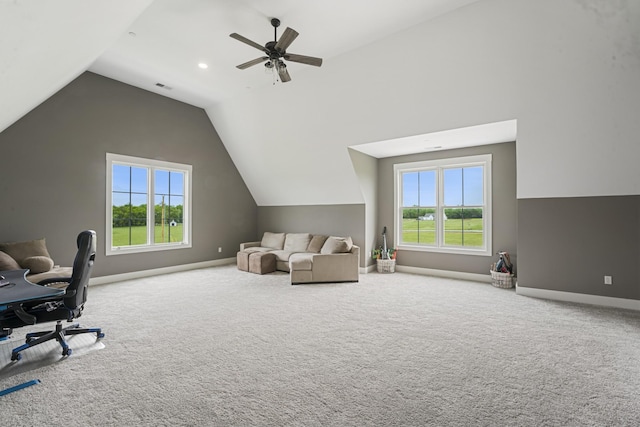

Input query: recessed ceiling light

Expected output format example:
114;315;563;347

198;63;208;69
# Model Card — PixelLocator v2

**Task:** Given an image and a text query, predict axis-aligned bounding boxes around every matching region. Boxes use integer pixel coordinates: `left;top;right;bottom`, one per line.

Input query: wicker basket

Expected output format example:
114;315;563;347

490;270;515;288
377;258;396;273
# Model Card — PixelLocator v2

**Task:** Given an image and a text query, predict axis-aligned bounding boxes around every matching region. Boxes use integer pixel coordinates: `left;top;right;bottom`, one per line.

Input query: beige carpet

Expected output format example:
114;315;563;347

1;265;639;426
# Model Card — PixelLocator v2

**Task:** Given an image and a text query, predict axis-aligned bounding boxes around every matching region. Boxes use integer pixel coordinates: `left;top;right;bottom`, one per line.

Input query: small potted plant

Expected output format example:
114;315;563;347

372;248;397;260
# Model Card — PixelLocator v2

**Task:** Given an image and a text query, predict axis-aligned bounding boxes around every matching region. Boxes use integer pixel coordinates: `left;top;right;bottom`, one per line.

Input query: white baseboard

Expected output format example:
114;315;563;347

395;265;492;283
363;264;492;283
516;285;640;311
89;258;236;286
361;264;377;274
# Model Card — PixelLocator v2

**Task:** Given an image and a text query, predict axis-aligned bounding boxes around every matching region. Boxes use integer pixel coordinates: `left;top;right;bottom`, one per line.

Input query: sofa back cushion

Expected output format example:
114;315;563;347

22;255;55;274
0;250;21;271
0;238;52;267
261;232;286;250
320;236;353;254
284;233;312;252
307;235;328;253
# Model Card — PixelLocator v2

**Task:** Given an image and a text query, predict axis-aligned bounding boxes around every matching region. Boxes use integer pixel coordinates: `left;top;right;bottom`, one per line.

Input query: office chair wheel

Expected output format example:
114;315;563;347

62;347;72;357
11;352;22;361
97;332;105;339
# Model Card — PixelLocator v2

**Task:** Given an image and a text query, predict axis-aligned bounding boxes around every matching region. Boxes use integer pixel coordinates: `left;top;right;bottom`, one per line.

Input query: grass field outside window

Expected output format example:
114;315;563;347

112;224;184;247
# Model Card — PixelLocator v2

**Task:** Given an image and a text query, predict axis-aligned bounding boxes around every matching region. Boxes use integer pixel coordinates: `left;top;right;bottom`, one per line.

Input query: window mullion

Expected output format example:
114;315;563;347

148;167;154;245
437;167;443;248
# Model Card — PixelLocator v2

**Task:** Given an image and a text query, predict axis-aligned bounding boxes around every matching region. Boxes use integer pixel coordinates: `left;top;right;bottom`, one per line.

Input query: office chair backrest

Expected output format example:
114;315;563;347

63;230;96;315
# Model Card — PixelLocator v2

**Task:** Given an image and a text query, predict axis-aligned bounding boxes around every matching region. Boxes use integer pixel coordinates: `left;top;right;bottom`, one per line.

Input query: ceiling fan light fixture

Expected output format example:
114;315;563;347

230;18;322;83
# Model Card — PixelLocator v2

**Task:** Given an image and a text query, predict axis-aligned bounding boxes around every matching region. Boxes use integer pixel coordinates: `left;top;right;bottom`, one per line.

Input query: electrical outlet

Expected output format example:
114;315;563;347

218;247;222;253
604;275;612;285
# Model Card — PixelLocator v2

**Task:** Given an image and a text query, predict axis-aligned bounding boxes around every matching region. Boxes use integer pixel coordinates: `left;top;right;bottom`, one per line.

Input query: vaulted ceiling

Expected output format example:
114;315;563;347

1;0;479;133
3;0;504;206
7;1;634;205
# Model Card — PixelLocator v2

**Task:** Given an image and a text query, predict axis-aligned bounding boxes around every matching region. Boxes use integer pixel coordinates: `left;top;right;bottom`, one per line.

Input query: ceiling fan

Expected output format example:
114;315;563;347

230;18;323;83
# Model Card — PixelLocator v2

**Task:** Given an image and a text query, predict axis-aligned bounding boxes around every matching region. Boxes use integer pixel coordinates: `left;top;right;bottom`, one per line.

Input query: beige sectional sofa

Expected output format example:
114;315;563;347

0;237;72;284
238;232;359;285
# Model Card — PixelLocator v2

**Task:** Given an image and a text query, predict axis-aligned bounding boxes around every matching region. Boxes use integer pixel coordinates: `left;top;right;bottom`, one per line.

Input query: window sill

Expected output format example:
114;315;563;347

397;244;491;257
106;242;192;256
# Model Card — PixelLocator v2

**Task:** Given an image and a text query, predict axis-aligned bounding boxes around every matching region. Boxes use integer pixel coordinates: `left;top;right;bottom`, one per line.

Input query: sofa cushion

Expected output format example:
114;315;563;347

320;236;353;254
22;256;55;274
270;250;296;263
0;250;21;271
289;253;314;271
243;247;272;254
284;233;312;252
261;232;286;250
0;238;52;267
307;235;328;253
26;266;73;284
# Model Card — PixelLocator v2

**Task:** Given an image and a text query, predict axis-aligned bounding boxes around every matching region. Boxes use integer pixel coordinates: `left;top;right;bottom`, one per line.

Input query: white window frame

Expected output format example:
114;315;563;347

394;154;492;256
106;153;192;256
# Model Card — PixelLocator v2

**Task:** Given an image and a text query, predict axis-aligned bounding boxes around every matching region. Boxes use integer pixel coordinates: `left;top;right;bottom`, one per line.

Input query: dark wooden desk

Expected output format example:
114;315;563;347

1;269;65;336
0;269;64;306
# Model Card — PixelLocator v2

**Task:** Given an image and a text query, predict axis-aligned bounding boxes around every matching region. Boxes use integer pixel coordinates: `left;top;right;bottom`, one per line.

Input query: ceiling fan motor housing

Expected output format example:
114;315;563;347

265;41;284;60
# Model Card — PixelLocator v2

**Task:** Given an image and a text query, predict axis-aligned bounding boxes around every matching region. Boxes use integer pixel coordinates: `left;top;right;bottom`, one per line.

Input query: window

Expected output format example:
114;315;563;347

106;153;192;255
394;154;491;256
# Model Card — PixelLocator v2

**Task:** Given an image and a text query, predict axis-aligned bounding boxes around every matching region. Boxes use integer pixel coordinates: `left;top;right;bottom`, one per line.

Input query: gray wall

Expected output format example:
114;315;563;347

0;72;257;278
518;196;640;300
257;205;366;265
348;148;379;267
377;142;517;275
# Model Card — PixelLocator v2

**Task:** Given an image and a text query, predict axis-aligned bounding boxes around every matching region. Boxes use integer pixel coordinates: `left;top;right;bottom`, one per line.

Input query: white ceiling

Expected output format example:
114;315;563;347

0;0;154;133
86;0;509;163
2;0;523;206
3;1;638;205
88;0;481;108
350;120;517;159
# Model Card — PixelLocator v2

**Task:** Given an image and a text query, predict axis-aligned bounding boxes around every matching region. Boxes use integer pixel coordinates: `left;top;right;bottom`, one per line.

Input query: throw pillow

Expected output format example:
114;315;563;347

307;235;328;253
283;233;312;252
260;232;286;250
0;250;21;271
0;238;52;266
22;256;55;274
320;236;353;254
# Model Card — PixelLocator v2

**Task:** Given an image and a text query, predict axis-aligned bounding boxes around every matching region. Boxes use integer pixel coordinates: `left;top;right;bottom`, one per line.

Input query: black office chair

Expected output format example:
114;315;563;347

3;230;104;361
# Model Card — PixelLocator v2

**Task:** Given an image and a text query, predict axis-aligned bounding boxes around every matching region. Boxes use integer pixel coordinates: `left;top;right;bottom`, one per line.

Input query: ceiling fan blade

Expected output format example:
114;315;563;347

237;56;269;70
284;53;323;67
278;65;292;82
230;33;268;53
274;27;299;52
